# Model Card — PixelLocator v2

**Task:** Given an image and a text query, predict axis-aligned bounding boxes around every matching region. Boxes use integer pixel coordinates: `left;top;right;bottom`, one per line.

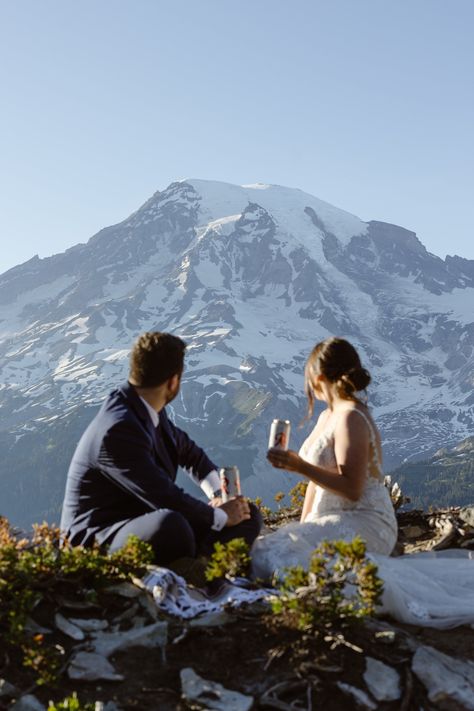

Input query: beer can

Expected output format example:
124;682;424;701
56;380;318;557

219;466;241;502
268;419;291;451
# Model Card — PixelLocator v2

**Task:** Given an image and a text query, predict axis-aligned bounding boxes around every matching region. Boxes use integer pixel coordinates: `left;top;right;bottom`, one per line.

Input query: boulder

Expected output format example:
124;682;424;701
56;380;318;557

180;667;253;711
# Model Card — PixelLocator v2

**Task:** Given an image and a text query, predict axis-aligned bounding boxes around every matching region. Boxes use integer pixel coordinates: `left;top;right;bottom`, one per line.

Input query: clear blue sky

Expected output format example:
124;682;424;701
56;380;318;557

0;0;473;276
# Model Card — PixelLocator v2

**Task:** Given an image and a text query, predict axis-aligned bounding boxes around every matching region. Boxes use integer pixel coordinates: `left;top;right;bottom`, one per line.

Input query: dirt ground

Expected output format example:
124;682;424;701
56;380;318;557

2;505;474;710
2;588;474;711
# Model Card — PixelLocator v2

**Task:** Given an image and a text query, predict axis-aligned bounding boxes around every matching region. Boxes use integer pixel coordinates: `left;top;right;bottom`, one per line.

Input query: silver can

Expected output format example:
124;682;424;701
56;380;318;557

268;419;291;451
219;466;241;502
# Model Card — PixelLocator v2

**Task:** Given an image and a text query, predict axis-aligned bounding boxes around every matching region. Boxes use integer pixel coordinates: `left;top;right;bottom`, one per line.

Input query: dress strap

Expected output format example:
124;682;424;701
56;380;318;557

340;407;382;473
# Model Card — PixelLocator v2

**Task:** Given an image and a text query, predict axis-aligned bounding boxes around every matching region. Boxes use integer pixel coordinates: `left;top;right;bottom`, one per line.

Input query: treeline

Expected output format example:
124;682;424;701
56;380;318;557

389;437;474;509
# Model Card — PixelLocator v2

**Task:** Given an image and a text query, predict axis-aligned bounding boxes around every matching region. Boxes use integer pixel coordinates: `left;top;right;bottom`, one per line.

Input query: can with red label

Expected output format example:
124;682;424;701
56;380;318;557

219;466;241;502
268;419;291;451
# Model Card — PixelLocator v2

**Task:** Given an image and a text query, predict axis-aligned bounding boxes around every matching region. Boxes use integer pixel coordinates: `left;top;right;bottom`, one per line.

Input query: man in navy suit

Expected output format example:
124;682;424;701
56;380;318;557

60;332;262;564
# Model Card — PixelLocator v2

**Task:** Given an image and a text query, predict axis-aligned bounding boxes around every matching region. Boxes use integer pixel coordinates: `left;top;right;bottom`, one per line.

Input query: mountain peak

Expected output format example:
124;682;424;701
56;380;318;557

0;178;473;527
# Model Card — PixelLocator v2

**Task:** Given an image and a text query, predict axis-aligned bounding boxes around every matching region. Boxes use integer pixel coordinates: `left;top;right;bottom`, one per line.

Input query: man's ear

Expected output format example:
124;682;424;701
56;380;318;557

167;373;180;390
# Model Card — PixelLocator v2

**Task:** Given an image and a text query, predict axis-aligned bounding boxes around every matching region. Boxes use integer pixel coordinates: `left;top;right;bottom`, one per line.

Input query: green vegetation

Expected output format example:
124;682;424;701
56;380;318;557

48;692;96;710
271;536;383;632
205;538;251;581
0;518;153;686
288;481;307;509
251;496;273;520
389;436;474;509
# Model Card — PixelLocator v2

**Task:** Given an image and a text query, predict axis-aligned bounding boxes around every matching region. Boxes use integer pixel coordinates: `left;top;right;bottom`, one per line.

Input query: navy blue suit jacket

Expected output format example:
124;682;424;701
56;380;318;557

60;382;217;546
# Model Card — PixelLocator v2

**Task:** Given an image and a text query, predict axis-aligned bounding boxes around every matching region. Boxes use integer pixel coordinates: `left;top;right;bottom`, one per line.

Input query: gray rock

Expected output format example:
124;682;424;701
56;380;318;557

459;506;474;529
55;612;86;640
69;617;109;632
336;682;377;710
68;652;124;682
363;657;401;701
92;620;168;657
0;678;19;698
412;645;474;710
104;582;142;598
189;611;233;627
10;695;46;711
94;703;122;711
180;667;253;711
112;602;140;623
138;591;160;621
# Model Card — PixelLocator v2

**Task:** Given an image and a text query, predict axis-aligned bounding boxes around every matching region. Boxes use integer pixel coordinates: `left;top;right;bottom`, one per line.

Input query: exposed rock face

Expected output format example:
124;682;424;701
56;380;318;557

0;179;473;526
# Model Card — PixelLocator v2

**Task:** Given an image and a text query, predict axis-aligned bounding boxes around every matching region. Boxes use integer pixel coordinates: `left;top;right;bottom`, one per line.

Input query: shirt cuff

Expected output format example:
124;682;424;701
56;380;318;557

200;470;222;499
212;507;228;531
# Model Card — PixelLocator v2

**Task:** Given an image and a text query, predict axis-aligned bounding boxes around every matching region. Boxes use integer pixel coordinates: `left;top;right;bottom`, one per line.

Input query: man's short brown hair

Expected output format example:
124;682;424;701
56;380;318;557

129;332;186;387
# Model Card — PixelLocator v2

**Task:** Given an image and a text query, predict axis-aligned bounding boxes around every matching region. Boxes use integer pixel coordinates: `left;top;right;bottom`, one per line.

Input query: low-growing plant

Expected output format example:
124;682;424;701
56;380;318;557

0;517;154;686
271;536;383;632
274;491;285;508
205;538;251;581
48;692;95;710
251;496;273;521
288;481;307;510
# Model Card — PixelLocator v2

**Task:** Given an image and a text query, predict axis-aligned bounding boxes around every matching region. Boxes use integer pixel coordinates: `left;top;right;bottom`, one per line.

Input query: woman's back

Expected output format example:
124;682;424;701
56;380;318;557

299;406;397;552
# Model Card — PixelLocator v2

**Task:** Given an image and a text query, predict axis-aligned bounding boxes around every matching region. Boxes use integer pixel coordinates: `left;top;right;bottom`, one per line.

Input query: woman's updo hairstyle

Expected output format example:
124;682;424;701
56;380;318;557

305;337;371;417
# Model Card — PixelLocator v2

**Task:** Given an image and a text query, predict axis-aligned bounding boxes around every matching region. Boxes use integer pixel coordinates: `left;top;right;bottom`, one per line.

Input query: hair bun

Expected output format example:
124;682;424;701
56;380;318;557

347;366;371;391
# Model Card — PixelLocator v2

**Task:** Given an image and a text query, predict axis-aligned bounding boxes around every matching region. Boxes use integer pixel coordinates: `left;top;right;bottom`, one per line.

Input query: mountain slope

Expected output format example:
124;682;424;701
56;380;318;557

0;179;473;527
390;436;474;509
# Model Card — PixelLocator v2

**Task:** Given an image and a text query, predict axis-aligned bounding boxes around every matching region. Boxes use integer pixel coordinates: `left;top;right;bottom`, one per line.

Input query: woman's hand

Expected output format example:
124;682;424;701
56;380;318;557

267;447;305;474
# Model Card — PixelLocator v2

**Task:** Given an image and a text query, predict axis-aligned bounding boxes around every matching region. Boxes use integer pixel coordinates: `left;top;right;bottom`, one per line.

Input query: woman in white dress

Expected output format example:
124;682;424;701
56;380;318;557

252;337;474;629
252;337;397;581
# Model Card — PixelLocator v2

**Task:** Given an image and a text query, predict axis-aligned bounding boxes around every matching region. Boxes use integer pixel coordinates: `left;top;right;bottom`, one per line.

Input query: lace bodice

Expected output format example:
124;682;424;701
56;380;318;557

300;407;396;523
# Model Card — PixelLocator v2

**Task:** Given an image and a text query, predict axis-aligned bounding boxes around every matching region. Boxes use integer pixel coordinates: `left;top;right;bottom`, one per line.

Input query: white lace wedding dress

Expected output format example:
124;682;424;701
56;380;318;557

252;408;474;629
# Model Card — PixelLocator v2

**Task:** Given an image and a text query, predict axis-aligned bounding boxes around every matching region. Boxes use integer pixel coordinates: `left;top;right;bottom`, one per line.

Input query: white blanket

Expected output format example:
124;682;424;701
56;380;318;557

142;567;274;619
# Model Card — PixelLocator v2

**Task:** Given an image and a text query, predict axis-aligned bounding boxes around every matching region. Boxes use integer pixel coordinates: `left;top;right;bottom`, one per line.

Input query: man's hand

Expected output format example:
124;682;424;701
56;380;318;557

208;496;223;508
218;496;251;527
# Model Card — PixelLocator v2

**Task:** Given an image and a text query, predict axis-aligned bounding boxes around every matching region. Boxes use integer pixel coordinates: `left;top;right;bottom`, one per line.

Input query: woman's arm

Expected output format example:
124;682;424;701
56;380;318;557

300;481;316;522
267;410;370;502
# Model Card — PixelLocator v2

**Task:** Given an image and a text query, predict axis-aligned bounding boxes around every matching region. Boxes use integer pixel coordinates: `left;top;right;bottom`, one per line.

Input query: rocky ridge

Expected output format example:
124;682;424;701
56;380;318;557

2;504;474;711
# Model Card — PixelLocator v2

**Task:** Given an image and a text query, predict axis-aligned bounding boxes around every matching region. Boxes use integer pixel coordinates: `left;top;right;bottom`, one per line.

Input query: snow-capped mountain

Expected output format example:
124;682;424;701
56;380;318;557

1;179;473;527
